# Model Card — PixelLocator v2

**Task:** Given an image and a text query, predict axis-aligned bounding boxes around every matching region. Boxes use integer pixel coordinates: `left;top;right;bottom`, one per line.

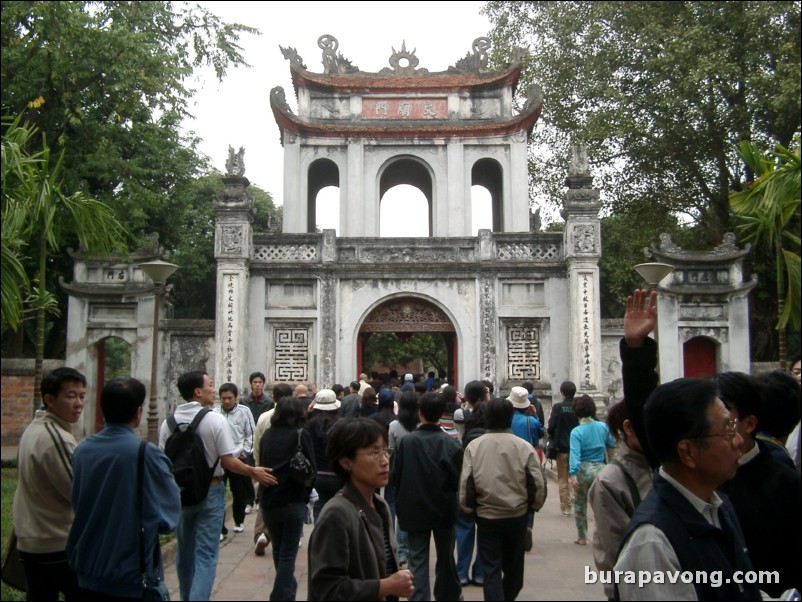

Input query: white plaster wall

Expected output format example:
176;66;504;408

728;295;752;373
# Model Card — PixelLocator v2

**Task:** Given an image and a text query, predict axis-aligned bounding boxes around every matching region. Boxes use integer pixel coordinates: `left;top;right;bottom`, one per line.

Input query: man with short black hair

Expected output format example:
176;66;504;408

14;367;87;601
217;382;256;535
159;371;277;600
460;397;545;601
547;380;579;516
392;392;464;601
615;378;761;601
68;378;180;600
340;381;361;418
240;371;273;424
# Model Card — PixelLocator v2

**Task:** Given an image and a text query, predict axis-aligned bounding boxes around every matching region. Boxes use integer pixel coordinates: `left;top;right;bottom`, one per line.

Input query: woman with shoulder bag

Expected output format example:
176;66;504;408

260;397;315;601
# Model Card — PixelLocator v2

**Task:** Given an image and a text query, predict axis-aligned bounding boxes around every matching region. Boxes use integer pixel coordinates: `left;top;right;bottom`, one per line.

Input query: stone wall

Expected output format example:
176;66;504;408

1;359;64;445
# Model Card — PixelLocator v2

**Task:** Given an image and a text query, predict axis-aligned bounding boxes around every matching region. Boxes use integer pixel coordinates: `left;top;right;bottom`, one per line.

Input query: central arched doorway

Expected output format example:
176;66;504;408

357;297;458;388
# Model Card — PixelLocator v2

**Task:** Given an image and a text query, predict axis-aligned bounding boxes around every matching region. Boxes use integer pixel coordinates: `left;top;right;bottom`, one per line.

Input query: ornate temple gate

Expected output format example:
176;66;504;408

211;35;604;401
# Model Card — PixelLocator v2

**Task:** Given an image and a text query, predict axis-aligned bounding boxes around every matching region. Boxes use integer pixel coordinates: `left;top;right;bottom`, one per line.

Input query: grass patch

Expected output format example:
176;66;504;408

2;468;26;600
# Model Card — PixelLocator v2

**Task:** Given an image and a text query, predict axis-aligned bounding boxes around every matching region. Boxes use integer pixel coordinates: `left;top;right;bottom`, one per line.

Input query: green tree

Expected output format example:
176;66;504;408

730;140;801;362
1;2;260;353
1;2;257;238
169;174;276;319
599;205;702;318
364;333;448;378
1;116;126;411
484;1;800;242
1;116;37;331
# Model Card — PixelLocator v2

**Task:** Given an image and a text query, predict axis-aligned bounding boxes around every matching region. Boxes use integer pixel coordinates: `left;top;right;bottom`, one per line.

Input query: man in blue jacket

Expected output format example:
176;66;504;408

67;377;181;600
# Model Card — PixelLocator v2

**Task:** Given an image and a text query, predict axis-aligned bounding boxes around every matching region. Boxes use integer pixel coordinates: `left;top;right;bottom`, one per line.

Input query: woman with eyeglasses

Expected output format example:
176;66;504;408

308;418;414;601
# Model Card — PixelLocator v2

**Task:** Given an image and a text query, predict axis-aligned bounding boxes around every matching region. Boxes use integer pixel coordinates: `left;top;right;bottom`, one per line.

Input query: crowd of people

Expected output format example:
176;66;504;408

9;289;801;601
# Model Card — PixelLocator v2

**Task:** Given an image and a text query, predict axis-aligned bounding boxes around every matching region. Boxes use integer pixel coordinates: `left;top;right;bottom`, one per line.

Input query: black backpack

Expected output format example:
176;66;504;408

164;408;219;506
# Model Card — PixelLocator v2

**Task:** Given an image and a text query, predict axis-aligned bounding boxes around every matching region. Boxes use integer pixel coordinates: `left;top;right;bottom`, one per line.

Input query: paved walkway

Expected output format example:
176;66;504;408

163;467;605;600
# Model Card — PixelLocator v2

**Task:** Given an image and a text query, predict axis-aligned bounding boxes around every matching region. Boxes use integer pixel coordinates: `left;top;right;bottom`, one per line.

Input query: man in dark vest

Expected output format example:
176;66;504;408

614;378;761;601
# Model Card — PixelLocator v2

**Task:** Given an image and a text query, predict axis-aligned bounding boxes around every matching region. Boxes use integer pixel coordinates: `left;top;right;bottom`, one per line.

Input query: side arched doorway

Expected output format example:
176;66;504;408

357;298;458;388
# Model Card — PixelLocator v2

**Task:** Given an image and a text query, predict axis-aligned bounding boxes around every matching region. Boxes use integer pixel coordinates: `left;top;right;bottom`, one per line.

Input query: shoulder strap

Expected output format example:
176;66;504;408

167;414;177;433
296;428;304;450
610;459;641;508
190;407;212;430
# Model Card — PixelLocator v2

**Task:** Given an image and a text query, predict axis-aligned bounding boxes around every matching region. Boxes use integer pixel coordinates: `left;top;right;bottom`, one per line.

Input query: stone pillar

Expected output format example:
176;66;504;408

478;272;498;384
214;173;255;388
319;230;337;387
562;147;603;395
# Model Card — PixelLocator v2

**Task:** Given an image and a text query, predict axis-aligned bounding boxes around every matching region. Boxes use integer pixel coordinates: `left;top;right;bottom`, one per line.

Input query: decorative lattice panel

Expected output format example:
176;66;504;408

253;245;318;262
273;327;309;381
497;243;561;261
506;322;541;381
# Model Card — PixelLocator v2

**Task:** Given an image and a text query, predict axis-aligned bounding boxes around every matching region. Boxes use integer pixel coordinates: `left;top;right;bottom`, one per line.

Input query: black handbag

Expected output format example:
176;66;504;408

137;441;170;601
545;437;559;460
1;528;26;592
288;429;314;487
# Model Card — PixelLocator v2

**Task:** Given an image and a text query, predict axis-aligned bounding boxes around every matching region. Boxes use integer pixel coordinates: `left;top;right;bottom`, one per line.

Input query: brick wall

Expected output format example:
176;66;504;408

1;359;63;446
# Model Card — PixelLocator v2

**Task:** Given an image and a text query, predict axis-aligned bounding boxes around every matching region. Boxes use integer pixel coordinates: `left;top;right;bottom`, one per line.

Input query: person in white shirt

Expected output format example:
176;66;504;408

217;382;256;535
159;371;276;601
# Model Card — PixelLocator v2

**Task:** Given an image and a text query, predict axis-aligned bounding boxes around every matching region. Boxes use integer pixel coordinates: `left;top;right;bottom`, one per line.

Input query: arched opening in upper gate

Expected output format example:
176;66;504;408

472;158;503;232
356;297;458;388
307;158;340;233
379;157;433;237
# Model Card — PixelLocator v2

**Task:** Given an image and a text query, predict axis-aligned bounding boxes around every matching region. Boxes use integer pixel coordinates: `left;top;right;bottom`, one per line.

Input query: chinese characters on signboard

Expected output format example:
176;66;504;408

362;98;447;120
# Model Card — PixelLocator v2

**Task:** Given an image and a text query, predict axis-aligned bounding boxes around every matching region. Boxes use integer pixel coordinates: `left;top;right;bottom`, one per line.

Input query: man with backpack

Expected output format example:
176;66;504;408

159;371;277;601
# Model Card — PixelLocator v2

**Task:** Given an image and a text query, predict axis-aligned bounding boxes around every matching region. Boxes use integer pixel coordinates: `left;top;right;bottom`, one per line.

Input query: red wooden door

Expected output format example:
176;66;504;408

683;337;717;379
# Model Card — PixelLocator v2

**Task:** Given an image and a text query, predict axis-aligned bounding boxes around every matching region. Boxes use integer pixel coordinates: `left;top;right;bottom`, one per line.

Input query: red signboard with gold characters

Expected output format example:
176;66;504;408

362;97;448;120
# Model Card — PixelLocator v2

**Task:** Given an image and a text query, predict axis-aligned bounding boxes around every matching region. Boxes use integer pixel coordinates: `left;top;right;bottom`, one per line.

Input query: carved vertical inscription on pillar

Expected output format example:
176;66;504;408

319;277;336;386
225;274;238;384
479;277;497;381
581;274;592;387
274;326;309;382
506;322;541;381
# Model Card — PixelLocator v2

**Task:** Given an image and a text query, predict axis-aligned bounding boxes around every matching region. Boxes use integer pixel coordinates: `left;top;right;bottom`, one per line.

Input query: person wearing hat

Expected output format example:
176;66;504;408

371;388;398;435
507;386;544;552
306;389;344;521
400;373;416;393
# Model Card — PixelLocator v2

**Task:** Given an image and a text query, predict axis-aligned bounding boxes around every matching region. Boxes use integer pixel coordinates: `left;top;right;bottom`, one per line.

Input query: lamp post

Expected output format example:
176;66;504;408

633;262;675;289
139;260;178;443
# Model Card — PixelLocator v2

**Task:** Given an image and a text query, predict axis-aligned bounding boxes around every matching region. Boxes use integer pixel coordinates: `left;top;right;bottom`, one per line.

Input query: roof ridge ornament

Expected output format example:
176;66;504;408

448;37;492;74
225;145;246;177
379;41;428;76
318;34;359;74
279;45;307;71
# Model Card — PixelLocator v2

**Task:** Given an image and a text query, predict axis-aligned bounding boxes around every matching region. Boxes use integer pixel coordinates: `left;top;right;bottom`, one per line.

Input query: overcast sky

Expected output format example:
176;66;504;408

184;1;493;234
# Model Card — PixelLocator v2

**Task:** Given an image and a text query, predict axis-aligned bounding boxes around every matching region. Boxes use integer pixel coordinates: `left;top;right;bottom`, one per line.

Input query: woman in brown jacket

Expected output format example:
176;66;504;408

308;418;413;601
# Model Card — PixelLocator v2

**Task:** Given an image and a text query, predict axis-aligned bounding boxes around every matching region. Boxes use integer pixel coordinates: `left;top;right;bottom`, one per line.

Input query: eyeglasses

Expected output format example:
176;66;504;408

791;368;801;376
358;448;391;461
699;418;739;441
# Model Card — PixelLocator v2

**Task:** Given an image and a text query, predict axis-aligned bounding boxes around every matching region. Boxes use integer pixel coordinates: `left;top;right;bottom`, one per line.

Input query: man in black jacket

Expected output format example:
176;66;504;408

392;392;463;601
547;381;579;516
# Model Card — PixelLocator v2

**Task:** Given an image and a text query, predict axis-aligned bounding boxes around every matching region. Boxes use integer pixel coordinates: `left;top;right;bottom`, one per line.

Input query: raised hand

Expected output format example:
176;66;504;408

624;289;657;348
